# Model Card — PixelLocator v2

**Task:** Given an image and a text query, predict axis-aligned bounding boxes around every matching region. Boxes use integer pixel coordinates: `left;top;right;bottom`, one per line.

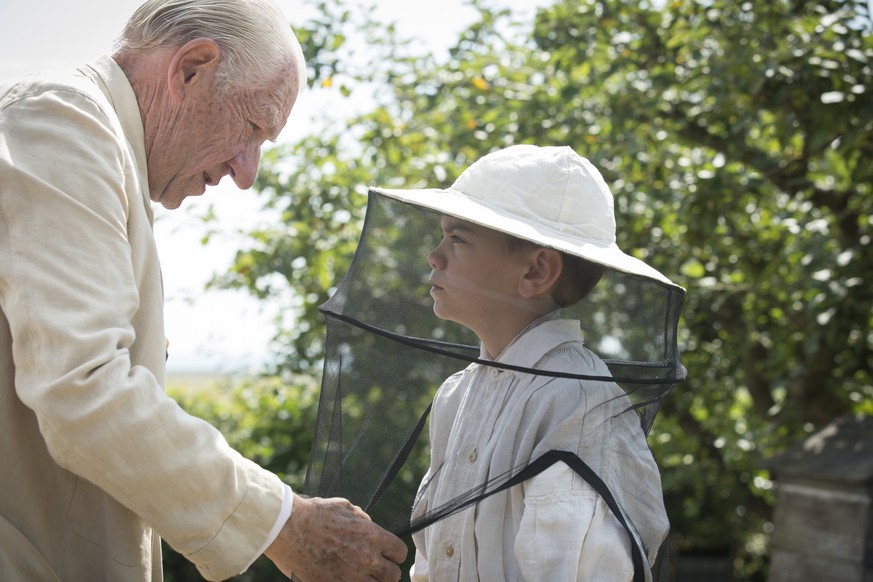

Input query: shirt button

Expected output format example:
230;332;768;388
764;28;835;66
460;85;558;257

445;544;455;558
468;450;478;463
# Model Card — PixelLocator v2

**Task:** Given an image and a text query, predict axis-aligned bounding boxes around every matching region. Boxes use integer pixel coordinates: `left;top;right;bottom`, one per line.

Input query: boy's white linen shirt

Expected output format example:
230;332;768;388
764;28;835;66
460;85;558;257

410;315;668;581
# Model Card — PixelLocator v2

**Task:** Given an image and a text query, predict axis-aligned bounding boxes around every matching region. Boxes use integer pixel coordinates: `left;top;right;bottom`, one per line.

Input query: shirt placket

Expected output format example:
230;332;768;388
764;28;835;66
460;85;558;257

437;366;515;580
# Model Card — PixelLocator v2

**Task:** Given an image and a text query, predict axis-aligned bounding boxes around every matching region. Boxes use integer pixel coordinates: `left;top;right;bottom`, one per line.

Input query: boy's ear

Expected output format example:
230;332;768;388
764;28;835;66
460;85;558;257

518;248;563;298
167;38;221;99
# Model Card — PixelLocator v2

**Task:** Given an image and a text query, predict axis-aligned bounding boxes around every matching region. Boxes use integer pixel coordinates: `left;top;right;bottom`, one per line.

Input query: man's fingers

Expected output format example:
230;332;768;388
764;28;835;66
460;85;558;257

323;497;370;520
369;557;402;582
351;504;371;521
268;495;408;582
380;530;409;565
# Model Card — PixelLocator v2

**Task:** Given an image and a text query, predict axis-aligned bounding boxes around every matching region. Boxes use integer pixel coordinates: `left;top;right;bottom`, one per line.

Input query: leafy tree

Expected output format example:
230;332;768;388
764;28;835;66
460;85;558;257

202;0;872;579
162;376;320;581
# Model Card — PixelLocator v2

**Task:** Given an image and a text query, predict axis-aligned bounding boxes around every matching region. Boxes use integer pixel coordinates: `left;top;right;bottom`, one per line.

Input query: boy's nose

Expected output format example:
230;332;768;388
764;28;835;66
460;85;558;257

427;247;442;269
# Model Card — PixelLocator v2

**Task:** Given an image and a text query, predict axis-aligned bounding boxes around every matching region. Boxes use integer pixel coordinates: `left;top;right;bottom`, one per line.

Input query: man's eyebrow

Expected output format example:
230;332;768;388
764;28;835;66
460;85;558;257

261;103;283;142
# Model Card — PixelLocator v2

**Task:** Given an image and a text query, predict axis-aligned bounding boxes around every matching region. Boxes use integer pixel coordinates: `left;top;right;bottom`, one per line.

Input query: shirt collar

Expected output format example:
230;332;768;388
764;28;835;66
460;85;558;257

479;311;583;371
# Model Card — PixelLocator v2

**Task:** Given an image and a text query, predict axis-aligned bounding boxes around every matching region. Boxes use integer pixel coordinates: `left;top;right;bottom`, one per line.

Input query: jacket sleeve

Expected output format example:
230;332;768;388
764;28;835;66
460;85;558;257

0;81;284;580
512;360;666;582
515;463;634;582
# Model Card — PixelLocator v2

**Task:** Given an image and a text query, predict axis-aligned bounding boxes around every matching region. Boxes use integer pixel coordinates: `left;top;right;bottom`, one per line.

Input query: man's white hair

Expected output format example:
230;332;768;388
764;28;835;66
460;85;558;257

115;0;306;98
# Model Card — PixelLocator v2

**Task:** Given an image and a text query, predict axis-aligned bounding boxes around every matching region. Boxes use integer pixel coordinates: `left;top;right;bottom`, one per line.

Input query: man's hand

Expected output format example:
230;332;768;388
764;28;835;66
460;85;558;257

265;495;408;582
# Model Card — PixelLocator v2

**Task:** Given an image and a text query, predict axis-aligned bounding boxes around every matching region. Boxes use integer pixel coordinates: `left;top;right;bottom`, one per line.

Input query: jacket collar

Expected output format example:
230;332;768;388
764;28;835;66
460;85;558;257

80;55;151;221
479;311;583;371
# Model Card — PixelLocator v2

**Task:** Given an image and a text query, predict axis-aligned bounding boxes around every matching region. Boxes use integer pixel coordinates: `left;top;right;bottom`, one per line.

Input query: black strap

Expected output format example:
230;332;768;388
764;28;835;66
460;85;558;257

321;308;684;385
395;449;647;582
364;402;432;512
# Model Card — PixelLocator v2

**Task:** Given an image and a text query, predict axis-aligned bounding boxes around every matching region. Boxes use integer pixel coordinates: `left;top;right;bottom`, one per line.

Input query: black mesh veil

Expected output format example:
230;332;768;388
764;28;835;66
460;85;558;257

304;190;686;579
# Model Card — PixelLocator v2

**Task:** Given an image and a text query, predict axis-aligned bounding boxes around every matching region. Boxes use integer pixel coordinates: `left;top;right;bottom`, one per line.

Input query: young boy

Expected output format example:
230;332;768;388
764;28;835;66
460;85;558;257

373;145;674;581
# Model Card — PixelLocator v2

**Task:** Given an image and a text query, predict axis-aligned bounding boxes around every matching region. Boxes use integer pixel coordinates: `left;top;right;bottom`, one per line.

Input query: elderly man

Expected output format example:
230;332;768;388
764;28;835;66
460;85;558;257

0;0;406;581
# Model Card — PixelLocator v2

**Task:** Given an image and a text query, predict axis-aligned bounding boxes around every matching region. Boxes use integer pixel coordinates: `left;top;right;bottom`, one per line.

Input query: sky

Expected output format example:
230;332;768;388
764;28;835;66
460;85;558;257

0;0;542;374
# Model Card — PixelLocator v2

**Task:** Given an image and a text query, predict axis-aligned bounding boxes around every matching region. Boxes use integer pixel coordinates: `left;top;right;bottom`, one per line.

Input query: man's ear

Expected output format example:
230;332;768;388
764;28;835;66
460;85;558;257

167;38;221;99
518;248;563;298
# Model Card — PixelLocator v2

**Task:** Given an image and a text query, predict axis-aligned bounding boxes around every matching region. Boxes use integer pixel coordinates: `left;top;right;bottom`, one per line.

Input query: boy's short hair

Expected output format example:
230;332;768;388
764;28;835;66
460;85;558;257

505;235;605;308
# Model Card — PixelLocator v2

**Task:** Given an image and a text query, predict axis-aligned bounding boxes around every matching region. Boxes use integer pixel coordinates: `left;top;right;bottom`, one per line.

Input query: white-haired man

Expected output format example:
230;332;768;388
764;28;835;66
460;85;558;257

0;0;406;580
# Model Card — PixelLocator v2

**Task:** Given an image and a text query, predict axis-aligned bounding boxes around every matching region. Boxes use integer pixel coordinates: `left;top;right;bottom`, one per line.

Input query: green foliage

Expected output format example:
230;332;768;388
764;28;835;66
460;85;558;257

162;375;320;581
201;0;872;579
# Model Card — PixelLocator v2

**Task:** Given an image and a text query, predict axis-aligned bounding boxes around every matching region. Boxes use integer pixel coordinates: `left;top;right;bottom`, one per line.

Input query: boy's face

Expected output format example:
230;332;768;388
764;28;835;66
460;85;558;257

427;216;532;334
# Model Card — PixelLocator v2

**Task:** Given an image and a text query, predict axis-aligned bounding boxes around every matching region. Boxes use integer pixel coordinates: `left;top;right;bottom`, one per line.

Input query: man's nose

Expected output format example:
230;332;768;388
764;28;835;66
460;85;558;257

227;142;261;189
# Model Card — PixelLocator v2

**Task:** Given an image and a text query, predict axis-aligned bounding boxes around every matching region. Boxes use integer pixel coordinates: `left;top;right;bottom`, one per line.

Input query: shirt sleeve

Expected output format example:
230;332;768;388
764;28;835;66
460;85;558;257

241;484;294;574
515;463;634;582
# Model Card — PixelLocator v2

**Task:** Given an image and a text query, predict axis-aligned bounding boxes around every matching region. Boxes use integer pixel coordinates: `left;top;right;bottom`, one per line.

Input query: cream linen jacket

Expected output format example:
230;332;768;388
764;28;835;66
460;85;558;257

0;57;284;581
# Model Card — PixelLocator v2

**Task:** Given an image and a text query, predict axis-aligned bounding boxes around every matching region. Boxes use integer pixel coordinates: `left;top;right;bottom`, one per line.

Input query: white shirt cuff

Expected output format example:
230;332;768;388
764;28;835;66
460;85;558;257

241;483;294;573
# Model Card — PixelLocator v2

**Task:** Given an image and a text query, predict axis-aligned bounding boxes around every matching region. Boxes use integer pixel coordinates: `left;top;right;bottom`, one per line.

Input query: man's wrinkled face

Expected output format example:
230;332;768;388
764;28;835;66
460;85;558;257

149;69;298;210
